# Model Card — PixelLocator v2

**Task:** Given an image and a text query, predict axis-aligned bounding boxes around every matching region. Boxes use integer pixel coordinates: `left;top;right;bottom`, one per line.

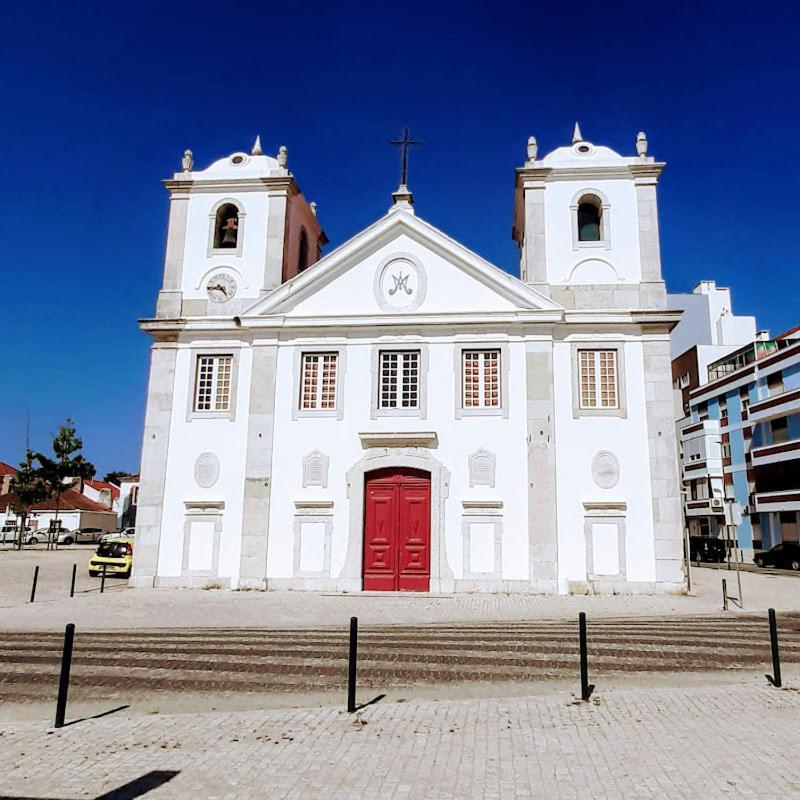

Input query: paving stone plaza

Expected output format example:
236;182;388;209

1;549;799;798
1;684;798;799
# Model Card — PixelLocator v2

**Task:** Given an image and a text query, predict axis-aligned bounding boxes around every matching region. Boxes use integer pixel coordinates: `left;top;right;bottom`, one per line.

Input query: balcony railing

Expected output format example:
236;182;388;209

748;387;800;424
751;437;800;467
753;490;800;513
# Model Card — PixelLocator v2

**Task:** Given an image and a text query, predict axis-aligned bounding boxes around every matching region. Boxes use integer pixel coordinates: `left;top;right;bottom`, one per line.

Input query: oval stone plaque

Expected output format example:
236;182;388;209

194;452;220;489
591;451;620;490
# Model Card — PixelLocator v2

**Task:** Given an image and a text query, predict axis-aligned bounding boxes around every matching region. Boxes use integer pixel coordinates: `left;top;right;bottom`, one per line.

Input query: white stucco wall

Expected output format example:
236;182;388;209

552;338;657;590
543;179;642;287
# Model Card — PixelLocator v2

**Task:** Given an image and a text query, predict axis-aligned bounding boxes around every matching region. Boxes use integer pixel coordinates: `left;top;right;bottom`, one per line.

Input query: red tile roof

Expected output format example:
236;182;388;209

84;479;120;499
0;488;113;513
0;462;17;477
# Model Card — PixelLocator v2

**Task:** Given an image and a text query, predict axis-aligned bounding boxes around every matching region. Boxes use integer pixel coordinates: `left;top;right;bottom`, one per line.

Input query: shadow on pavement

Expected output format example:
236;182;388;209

0;769;180;800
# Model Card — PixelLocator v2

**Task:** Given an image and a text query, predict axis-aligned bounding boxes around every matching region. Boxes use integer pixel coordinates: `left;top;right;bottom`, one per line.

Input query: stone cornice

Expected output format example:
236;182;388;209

516;162;665;185
163;175;296;195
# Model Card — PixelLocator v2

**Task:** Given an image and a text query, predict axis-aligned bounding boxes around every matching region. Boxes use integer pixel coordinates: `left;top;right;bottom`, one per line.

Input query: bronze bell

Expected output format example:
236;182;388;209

221;218;238;247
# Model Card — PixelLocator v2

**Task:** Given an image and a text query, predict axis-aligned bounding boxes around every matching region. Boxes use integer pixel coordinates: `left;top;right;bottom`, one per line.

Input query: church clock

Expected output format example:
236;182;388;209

206;273;237;303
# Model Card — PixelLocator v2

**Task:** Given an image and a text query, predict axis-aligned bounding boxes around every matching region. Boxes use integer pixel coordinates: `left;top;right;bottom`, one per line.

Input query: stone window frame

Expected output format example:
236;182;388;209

207;198;245;258
292;346;347;421
583;508;627;581
453;342;510;419
570;188;612;251
181;504;223;578
370;343;429;420
292;506;333;578
570;341;627;419
186;347;241;422
462;511;503;580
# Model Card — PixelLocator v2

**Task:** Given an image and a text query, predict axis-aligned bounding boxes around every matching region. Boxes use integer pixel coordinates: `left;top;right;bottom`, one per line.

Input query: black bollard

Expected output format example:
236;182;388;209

579;612;594;701
54;623;75;728
30;565;39;603
100;564;106;594
767;608;782;688
722;578;729;611
347;616;358;713
70;564;77;598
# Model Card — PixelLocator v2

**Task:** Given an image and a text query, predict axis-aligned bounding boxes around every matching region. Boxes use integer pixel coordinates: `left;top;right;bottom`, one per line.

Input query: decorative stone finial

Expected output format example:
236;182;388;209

636;131;648;157
181;149;193;172
252;135;262;156
526;136;538;164
277;146;288;168
572;122;583;144
310;201;317;216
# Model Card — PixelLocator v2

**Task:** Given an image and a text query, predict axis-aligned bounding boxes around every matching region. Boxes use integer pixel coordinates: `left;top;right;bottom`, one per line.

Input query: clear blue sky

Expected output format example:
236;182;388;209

2;1;798;476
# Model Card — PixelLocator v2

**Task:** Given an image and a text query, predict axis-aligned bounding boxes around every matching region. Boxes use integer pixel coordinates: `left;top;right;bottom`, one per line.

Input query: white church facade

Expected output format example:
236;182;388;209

131;127;685;594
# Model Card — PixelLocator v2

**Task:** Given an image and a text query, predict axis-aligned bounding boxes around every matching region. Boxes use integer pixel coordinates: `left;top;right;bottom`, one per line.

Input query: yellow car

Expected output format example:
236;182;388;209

89;536;133;578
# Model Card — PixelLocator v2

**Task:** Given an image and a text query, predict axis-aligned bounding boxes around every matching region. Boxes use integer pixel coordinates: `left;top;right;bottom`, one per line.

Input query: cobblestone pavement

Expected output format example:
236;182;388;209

2;549;799;635
0;682;797;799
1;615;798;712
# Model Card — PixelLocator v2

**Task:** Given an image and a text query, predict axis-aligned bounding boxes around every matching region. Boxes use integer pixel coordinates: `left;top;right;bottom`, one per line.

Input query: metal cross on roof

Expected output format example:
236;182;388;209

389;127;423;188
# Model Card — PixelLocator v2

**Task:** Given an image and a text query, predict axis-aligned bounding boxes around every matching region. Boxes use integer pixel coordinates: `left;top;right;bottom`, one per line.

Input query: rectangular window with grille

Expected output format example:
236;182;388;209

194;355;233;412
463;350;500;408
578;350;619;409
379;350;420;409
300;353;338;410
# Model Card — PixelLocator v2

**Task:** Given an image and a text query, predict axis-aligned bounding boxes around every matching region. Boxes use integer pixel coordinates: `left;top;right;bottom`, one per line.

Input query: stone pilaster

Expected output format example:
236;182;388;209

238;343;279;587
643;339;685;588
156;193;189;318
526;343;559;591
263;188;289;293
130;345;178;587
634;177;667;309
521;180;549;296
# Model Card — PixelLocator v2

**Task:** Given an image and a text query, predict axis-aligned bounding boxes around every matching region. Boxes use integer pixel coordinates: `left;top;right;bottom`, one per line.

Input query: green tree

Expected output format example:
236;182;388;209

8;451;48;550
36;419;95;549
102;471;130;486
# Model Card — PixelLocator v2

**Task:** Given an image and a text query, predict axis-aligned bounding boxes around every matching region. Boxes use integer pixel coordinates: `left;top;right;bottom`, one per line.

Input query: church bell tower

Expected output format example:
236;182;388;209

156;138;327;319
512;125;666;310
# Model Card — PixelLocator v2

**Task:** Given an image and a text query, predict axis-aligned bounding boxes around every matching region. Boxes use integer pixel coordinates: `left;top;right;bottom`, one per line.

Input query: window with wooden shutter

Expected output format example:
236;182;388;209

300;353;338;410
578;349;618;409
463;350;500;408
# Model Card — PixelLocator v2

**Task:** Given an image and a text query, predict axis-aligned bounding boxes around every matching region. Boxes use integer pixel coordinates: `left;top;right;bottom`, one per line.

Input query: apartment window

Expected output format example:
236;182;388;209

767;373;784;397
578;350;618;409
194;355;232;412
771;416;789;444
379;350;420;409
721;443;732;459
300;353;338;410
463;350;500;408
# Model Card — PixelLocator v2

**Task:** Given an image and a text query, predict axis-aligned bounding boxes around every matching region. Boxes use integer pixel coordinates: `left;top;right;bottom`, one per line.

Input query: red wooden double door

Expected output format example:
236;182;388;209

363;468;431;591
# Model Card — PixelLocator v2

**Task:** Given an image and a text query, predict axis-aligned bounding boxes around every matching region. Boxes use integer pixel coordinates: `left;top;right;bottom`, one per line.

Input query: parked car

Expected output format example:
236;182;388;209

689;535;727;564
1;525;31;544
58;527;108;545
100;527;135;543
89;536;133;578
26;527;67;545
753;542;800;571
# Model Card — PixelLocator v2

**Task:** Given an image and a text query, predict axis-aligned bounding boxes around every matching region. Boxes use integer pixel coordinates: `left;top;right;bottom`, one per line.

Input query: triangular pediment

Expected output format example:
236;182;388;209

242;208;562;319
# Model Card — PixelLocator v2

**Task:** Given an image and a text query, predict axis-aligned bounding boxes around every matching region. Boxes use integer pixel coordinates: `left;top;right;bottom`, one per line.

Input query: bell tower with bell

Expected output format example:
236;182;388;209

155;137;327;319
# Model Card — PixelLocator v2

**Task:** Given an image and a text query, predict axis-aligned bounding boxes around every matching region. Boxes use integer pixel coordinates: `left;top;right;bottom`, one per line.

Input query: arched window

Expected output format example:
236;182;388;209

213;203;240;249
577;198;602;242
298;228;309;272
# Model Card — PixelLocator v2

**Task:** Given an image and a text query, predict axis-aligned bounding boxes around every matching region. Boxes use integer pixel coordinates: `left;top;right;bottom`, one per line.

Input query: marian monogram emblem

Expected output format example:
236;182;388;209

375;256;426;311
388;271;413;296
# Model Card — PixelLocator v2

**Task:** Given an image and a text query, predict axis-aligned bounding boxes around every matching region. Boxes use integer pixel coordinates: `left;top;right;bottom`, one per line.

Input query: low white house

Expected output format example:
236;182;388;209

131;127;684;594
